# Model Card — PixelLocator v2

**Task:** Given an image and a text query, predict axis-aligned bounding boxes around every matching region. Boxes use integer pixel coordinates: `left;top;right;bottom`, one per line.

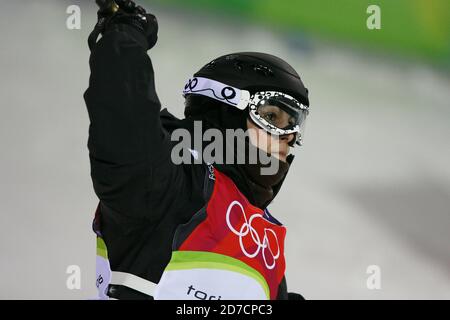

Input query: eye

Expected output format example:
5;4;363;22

263;112;277;122
288;117;296;126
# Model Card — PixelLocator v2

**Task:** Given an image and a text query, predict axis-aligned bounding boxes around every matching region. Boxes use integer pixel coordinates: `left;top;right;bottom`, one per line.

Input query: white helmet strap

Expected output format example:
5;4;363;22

182;77;250;110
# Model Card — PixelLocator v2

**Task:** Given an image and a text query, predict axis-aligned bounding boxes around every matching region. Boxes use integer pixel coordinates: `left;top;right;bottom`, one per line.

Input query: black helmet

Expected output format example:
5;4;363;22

183;52;309;146
192;52;308;104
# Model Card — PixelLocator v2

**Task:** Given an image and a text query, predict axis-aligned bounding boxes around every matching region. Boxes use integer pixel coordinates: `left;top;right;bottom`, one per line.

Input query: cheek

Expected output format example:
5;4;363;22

248;128;274;152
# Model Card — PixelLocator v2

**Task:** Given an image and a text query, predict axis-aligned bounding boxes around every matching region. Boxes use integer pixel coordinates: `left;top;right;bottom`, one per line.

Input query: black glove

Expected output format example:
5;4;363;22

88;0;158;51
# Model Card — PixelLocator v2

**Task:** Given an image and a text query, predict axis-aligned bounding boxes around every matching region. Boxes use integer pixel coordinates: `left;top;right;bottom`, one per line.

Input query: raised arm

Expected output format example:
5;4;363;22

84;3;181;221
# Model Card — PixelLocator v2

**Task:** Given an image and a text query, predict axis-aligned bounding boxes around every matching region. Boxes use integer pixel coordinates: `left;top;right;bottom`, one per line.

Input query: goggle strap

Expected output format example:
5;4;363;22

182;77;250;110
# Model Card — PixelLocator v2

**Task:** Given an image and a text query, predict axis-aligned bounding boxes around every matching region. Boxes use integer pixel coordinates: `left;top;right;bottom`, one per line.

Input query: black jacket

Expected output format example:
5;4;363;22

84;23;290;299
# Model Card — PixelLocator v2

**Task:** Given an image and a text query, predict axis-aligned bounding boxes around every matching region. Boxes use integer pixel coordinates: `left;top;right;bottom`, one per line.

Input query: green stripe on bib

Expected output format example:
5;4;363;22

96;237;108;259
166;251;270;299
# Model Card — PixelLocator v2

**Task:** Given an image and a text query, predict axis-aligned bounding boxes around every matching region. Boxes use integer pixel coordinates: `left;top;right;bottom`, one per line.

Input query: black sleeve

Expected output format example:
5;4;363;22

84;23;203;223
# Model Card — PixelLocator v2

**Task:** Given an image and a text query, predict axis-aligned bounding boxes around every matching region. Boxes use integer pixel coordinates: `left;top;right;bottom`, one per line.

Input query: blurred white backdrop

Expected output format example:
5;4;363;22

0;0;449;299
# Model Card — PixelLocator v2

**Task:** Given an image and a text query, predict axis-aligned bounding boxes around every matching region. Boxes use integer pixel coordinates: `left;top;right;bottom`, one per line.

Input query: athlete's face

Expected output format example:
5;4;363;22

246;118;294;163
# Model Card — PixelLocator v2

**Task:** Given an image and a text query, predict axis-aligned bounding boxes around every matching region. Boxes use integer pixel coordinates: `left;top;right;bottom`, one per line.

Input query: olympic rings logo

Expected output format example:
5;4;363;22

226;200;280;270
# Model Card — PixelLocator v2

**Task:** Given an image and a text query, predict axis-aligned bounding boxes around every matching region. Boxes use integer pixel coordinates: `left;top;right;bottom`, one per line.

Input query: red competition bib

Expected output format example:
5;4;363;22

154;167;286;300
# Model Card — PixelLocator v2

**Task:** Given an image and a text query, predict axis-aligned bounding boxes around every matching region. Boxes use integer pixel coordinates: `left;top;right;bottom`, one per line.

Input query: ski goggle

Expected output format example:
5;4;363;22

182;77;309;146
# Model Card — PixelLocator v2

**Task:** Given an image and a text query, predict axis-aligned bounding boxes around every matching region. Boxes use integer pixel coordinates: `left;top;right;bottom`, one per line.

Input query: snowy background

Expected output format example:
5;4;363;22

0;0;449;299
